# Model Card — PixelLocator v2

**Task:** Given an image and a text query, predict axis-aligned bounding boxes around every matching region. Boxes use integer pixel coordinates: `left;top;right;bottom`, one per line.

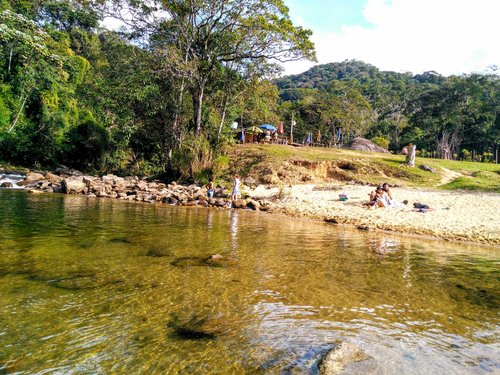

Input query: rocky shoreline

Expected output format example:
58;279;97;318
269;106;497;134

1;168;271;212
2;167;499;247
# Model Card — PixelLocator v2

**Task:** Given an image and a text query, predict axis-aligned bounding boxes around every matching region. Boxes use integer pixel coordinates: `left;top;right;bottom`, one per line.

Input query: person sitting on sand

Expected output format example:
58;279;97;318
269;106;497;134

364;186;386;208
381;182;408;208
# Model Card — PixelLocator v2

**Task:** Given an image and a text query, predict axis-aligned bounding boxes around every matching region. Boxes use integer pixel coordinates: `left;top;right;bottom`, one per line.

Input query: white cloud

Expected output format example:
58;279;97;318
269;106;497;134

283;0;500;76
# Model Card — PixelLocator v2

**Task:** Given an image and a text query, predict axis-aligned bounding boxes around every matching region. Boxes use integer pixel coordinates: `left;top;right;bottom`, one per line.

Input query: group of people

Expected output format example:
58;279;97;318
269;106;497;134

205;174;241;202
364;183;408;209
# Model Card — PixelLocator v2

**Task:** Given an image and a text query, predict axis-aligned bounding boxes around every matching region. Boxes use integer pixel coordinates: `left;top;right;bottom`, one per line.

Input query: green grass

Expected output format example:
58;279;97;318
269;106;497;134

231;144;500;192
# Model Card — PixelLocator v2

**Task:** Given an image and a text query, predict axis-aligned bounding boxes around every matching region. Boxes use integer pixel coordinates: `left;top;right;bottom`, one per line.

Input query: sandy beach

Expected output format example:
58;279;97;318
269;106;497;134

249;184;500;246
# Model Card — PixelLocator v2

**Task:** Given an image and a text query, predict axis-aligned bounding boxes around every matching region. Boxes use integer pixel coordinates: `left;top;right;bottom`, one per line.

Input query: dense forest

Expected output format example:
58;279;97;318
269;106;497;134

277;61;500;161
1;1;499;181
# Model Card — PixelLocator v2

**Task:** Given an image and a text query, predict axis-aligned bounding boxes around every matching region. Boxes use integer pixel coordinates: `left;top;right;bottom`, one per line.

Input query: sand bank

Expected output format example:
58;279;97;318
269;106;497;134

249;184;500;246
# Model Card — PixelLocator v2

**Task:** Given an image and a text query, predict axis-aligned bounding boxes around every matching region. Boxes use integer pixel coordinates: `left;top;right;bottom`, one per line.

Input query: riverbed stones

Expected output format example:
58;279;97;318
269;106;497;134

17;171;270;213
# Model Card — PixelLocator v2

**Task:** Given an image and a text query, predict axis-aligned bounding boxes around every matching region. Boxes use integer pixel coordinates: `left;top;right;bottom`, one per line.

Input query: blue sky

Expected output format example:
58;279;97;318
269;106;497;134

285;0;370;33
282;0;500;77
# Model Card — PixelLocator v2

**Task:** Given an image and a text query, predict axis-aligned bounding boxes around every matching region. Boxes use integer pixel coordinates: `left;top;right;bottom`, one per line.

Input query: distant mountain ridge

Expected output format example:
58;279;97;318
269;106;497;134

275;60;445;90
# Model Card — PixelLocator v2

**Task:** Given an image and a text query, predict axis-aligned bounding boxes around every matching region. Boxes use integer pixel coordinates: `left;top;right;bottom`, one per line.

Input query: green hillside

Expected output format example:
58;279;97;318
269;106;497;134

229;144;500;193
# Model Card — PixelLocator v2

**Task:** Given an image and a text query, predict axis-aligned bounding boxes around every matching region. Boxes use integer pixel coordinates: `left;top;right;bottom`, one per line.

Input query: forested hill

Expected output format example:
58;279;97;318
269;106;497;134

276;60;445;90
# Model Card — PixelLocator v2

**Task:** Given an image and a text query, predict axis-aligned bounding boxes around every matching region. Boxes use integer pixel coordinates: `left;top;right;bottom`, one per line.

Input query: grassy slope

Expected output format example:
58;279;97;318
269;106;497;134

229;144;500;193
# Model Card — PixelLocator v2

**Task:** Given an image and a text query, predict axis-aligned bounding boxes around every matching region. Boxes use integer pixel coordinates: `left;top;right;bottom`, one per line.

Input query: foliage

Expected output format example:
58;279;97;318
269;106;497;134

0;1;498;178
62;119;110;171
371;136;390;149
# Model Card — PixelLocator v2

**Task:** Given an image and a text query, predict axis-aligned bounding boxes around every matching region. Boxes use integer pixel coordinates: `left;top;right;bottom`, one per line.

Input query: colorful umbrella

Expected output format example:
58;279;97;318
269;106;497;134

260;124;277;131
246;126;263;134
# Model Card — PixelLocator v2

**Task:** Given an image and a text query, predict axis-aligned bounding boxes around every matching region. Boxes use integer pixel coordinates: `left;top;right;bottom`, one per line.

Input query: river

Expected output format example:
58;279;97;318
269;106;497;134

0;189;498;374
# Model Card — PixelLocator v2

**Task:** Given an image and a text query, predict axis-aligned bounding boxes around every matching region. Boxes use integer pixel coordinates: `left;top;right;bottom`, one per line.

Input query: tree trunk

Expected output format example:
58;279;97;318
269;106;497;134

193;85;205;136
8;94;28;133
217;96;229;141
8;48;13;73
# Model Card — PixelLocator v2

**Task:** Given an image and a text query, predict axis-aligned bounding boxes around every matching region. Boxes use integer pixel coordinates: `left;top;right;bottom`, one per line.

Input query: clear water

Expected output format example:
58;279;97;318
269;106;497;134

0;190;498;374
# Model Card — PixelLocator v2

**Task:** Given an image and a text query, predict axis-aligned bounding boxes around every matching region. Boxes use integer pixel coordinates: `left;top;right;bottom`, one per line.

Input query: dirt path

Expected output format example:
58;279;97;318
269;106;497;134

439;167;463;185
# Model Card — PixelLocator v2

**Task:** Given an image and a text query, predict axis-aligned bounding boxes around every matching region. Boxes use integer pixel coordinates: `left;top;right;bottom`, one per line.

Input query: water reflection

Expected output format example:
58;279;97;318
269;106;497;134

0;190;498;374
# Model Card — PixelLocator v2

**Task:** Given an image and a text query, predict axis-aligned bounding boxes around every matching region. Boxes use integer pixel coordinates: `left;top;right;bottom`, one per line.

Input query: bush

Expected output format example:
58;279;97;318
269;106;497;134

483;152;493;163
371;136;390;149
63;119;110;171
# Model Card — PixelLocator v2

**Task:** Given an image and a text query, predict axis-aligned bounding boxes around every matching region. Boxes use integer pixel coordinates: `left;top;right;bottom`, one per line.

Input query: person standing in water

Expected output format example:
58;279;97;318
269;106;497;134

231;174;241;202
206;177;215;198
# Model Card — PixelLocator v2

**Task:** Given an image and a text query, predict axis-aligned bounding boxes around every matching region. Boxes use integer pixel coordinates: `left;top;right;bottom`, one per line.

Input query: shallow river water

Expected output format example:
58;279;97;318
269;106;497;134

0;190;498;374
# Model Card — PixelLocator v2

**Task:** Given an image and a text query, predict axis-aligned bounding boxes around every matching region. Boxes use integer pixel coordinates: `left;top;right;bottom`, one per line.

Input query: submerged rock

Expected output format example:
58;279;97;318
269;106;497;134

109;237;132;244
145;248;171;257
319;343;376;375
167;313;228;340
170;255;236;268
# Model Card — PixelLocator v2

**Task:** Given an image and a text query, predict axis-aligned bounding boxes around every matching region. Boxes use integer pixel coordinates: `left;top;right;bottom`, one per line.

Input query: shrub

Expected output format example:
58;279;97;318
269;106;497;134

63;119;110;171
371;136;390;149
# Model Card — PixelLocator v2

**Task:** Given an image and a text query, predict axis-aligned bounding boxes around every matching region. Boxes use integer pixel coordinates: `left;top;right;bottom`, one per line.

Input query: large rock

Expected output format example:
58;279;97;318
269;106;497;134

46;172;63;184
103;174;125;186
24;172;45;183
342;137;390;154
246;200;261;211
0;182;13;188
55;165;82;176
419;164;437;173
61;176;86;194
233;199;247;209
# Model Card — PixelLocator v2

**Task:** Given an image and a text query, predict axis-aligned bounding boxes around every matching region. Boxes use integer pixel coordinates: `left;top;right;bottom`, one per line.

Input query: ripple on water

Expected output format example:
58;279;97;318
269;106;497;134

0;190;498;373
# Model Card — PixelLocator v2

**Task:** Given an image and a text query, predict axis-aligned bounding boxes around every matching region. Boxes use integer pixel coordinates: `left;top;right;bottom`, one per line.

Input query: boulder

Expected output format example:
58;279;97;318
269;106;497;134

419;164;437;173
246;200;261;211
83;176;96;187
0;182;13;188
46;172;63;184
215;199;227;207
342;137;390;154
244;176;257;187
61;176;86;194
233;199;247;209
55;165;82;176
198;200;209;207
24;172;45;183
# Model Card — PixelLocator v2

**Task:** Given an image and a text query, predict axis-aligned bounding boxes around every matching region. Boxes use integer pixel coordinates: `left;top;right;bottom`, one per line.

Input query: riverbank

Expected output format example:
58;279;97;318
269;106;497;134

2;168;499;246
249;183;500;246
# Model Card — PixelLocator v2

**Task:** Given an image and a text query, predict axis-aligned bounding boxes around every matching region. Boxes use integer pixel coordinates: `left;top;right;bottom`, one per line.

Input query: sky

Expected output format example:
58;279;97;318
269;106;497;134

282;0;500;77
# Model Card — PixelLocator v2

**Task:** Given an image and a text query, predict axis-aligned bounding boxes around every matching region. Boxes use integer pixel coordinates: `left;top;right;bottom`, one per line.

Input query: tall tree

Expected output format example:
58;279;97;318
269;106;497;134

103;0;316;136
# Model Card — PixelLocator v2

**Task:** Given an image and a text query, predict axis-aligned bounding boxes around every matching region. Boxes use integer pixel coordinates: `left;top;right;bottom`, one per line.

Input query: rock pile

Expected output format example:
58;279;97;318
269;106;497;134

18;171;271;211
